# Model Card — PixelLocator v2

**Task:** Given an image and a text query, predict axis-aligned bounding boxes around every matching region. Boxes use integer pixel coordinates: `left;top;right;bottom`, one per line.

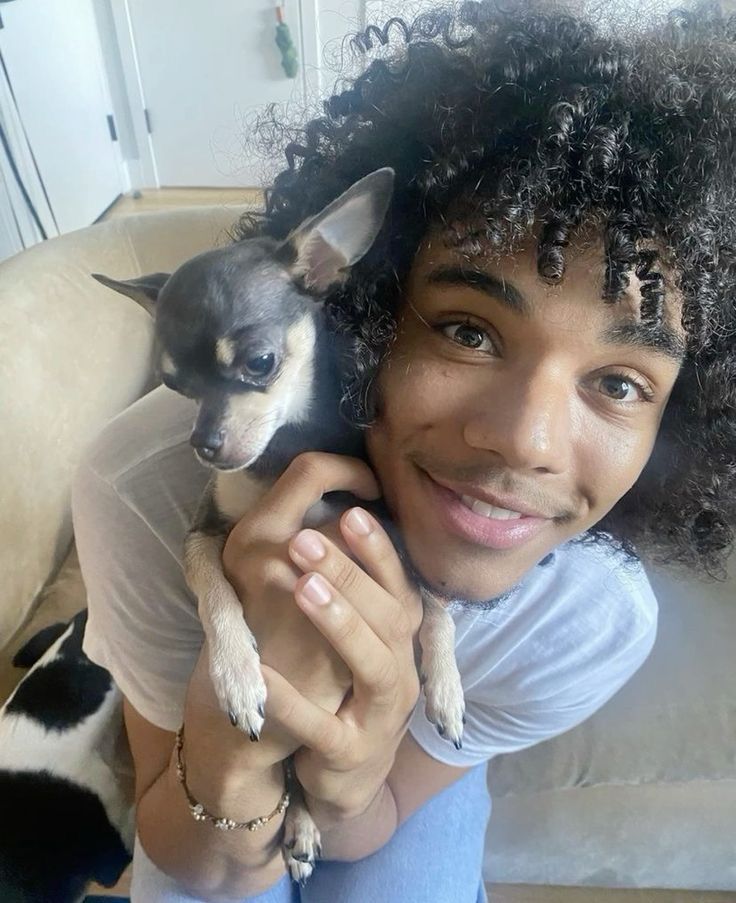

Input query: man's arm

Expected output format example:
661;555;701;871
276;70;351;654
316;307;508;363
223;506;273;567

129;681;470;885
125;693;289;901
310;731;470;862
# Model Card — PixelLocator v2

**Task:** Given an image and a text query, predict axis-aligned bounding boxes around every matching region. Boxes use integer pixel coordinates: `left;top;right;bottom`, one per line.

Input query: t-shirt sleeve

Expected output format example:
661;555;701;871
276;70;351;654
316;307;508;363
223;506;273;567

408;549;658;767
72;458;204;731
409;617;656;766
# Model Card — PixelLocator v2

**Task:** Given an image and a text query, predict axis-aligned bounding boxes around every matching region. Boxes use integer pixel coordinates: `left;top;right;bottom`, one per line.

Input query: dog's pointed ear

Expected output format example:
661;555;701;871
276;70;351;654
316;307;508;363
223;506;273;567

91;272;170;316
281;167;394;294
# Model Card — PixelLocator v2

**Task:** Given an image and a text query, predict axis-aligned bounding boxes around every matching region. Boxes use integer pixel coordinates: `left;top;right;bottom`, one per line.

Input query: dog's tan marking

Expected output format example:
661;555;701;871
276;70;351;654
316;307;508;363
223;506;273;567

418;591;466;748
214;470;268;523
216;337;236;368
184;531;266;736
220;315;317;463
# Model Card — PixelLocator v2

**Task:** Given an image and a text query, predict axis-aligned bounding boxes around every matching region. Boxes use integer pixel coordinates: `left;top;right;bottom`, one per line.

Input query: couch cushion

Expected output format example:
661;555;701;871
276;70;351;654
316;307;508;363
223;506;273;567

484;780;736;889
486;553;736;796
484;552;736;888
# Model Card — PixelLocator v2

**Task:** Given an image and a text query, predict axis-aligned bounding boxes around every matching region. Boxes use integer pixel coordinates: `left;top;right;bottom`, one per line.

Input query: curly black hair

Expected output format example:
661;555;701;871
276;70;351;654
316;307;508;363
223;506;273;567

231;0;736;577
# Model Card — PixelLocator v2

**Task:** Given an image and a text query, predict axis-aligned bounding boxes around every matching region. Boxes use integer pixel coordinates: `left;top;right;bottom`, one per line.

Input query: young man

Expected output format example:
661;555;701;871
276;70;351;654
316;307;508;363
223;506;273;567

72;3;736;901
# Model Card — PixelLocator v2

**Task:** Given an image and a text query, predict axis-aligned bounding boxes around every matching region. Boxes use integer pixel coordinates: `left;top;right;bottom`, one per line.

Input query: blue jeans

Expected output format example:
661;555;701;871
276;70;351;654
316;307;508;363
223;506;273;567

131;763;491;902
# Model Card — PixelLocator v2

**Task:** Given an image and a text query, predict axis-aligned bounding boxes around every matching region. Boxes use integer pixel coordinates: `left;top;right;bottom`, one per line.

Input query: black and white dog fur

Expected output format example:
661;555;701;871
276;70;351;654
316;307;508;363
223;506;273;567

0;610;134;902
94;168;465;882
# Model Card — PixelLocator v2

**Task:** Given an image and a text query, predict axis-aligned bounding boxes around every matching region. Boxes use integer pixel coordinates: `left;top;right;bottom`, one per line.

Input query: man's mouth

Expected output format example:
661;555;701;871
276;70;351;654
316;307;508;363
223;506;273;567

458;495;523;521
410;465;568;552
429;473;554;520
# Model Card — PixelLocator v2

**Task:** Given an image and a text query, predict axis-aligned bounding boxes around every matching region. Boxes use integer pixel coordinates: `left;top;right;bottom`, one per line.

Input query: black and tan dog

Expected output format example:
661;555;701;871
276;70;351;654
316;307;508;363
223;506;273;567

94;168;465;881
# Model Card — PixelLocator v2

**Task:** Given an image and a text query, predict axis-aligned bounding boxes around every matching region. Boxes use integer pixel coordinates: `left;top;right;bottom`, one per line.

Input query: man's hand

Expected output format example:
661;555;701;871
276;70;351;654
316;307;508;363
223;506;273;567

220;453;381;711
258;461;424;824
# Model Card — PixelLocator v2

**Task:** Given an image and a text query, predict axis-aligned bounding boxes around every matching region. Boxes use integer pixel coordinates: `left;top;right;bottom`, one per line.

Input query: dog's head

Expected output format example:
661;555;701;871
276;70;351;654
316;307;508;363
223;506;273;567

93;167;394;470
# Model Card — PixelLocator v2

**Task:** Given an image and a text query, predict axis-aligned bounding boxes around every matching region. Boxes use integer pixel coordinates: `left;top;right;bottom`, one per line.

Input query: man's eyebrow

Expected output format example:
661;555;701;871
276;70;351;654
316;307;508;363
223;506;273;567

424;265;529;315
601;321;686;362
425;264;685;361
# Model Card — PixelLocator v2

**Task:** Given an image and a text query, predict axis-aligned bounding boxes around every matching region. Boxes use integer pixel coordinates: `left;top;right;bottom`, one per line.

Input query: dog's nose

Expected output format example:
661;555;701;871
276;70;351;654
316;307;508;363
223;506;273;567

190;429;225;460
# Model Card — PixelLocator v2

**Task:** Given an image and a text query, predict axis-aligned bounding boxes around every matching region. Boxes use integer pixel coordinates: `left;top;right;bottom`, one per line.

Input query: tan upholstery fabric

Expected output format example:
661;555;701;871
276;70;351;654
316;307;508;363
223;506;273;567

0;205;250;650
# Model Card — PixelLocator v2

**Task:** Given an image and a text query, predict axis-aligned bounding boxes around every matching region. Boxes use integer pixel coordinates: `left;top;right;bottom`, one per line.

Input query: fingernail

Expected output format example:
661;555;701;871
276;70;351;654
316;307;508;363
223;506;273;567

346;507;372;536
292;530;326;561
301;573;332;606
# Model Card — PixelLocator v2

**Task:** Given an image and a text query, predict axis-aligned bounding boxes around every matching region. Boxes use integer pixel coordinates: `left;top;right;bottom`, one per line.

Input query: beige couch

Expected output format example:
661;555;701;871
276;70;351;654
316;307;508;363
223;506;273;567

2;206;735;894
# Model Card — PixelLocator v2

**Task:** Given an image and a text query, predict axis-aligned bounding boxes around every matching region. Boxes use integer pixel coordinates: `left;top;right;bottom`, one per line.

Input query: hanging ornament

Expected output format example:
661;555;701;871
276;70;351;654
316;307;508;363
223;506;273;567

275;4;299;79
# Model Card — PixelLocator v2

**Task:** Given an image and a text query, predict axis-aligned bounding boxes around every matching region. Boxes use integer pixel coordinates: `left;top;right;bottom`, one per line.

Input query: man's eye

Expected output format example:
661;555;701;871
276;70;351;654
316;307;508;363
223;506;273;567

440;322;495;353
597;373;653;403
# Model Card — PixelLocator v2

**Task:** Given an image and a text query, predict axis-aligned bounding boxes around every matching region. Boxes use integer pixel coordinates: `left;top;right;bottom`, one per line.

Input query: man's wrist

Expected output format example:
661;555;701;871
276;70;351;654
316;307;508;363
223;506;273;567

176;720;286;819
305;769;391;827
305;781;398;861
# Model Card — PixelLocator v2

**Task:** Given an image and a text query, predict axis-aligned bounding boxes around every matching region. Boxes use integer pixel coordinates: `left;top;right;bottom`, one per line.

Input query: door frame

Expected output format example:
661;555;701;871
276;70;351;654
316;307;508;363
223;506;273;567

107;0;159;189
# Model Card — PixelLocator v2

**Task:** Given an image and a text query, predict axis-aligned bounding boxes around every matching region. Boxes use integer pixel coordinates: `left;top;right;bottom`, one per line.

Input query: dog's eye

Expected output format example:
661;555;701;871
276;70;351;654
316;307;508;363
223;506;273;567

242;352;276;378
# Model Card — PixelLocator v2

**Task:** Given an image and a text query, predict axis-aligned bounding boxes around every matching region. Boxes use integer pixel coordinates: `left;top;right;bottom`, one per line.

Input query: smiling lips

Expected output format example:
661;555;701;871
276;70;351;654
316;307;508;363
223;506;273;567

423;474;555;550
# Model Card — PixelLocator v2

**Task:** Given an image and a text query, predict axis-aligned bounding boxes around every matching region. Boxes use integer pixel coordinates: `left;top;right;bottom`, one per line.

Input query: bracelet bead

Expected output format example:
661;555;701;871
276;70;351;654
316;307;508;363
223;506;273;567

175;725;291;831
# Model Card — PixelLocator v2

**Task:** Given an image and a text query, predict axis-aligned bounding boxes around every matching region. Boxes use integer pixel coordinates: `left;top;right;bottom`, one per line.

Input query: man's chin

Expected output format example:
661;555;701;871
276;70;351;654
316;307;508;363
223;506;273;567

415;574;520;612
409;556;522;610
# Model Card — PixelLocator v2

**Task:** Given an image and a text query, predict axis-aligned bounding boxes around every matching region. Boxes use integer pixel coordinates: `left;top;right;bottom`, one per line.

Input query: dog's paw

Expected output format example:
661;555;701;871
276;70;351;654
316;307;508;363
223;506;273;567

282;800;322;885
284;855;315;886
208;644;267;740
421;656;465;750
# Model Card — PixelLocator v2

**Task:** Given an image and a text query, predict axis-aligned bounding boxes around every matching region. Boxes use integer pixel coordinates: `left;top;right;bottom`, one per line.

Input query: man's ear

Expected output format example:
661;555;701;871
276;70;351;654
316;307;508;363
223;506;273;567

282;167;394;294
91;272;170;316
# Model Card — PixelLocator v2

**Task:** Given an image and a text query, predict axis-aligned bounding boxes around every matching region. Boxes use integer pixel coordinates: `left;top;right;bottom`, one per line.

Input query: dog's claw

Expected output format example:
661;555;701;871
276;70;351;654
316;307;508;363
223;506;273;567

257;703;265;718
453;738;463;750
420;643;465;750
249;728;260;742
209;641;267;742
282;797;321;885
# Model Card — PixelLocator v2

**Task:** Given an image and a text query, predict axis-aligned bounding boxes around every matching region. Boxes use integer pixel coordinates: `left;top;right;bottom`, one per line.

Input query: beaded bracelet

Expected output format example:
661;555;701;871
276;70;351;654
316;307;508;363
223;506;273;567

175;725;291;831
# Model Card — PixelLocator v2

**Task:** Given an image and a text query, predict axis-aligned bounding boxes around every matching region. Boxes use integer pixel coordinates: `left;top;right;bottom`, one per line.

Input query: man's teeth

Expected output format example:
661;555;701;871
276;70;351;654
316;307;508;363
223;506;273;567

460;494;523;520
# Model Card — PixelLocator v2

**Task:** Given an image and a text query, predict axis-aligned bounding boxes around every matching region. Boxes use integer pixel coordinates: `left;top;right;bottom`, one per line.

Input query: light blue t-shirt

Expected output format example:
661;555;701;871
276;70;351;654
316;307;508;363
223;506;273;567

73;386;658;767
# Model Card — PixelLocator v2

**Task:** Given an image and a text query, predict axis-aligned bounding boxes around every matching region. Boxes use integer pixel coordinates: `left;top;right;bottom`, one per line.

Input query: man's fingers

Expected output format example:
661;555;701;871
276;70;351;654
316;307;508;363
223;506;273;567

293;572;417;719
339;507;419;615
248;452;381;542
261;664;347;757
289;523;421;645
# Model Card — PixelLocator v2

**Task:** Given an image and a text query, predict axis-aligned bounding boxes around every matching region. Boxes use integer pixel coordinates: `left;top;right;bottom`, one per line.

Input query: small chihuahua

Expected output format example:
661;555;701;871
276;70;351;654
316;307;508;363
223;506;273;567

94;168;465;881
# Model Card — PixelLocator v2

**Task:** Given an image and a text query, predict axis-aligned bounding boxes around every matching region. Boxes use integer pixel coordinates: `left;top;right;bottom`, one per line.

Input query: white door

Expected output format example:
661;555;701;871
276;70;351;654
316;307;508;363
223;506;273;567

124;0;311;187
0;0;125;233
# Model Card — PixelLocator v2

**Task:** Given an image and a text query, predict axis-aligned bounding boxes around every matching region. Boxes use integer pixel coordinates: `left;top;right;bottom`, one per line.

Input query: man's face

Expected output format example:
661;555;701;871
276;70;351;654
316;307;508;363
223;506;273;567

365;229;684;602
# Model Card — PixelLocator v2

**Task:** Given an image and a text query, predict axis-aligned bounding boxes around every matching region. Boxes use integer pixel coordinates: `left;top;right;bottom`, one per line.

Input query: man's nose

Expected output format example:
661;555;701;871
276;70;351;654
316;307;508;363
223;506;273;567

463;365;572;474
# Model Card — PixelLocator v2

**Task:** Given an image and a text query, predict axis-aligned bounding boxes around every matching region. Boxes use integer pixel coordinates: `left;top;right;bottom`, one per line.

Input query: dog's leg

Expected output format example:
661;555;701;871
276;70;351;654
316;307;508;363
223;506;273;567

418;591;465;749
184;529;267;740
281;765;322;884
